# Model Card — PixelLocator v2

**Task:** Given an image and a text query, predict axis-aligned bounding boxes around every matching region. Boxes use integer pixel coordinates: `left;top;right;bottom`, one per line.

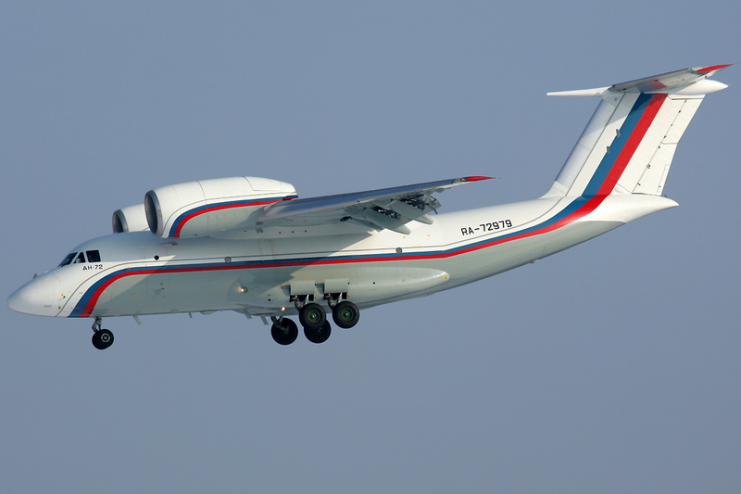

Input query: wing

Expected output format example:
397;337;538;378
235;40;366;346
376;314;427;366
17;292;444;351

257;176;493;234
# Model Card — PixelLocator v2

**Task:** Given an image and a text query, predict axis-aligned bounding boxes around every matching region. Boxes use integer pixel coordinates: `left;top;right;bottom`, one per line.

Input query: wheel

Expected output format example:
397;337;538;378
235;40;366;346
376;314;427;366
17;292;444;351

92;329;114;350
332;301;360;329
271;318;298;345
299;303;326;331
304;320;331;344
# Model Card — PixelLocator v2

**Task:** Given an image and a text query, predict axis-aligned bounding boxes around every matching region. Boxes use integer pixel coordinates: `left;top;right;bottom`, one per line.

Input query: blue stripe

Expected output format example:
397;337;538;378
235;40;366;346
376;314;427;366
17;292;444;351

73;97;657;318
583;93;653;197
69;198;592;318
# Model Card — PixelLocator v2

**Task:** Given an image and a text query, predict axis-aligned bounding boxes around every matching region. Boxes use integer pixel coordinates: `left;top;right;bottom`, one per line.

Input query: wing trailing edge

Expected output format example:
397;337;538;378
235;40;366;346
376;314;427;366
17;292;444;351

257;176;493;232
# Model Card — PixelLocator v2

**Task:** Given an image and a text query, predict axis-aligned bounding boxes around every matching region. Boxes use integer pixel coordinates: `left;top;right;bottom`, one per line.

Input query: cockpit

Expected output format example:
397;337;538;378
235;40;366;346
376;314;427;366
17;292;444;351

58;250;102;267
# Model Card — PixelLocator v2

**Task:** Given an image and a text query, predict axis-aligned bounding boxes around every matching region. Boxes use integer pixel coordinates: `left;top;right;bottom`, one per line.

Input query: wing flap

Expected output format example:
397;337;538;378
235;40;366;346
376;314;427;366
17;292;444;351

380;199;435;224
362;208;411;234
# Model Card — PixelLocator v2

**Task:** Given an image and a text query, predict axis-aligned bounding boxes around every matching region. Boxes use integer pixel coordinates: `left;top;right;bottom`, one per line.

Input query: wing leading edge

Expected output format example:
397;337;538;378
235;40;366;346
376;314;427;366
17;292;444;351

257;176;492;234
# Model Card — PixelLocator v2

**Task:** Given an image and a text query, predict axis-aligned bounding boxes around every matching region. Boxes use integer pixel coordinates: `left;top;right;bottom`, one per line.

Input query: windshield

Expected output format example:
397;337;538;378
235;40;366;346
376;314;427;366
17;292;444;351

58;249;102;267
59;252;77;267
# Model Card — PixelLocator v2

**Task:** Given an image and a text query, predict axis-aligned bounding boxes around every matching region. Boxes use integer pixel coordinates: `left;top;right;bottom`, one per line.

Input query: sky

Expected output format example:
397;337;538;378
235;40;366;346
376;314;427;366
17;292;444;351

1;1;740;492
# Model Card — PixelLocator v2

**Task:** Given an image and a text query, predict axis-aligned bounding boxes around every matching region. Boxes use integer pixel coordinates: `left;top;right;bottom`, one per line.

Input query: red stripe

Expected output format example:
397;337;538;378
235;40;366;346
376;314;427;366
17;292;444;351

80;98;669;317
449;94;670;249
174;199;282;238
596;93;667;196
697;64;731;74
79;270;156;317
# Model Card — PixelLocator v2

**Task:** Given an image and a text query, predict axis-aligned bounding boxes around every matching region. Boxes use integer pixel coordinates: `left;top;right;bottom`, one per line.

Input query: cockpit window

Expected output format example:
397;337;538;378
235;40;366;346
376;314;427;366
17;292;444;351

73;252;86;264
59;252;77;267
86;250;101;263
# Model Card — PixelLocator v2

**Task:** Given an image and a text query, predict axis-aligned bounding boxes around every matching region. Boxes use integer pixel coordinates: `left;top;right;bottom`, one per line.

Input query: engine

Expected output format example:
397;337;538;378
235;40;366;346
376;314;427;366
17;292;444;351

112;204;150;233
144;176;297;238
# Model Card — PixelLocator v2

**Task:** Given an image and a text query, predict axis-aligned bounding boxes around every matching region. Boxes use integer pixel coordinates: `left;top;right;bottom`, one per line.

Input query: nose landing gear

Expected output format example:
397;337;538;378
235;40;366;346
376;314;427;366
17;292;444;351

91;317;114;350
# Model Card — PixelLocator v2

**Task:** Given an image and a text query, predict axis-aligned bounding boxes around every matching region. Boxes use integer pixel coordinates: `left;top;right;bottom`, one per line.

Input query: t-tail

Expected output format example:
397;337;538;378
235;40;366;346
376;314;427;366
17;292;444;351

543;65;730;211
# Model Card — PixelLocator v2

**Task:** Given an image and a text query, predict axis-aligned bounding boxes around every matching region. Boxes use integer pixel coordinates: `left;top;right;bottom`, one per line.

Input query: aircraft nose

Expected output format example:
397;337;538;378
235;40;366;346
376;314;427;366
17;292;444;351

7;272;64;317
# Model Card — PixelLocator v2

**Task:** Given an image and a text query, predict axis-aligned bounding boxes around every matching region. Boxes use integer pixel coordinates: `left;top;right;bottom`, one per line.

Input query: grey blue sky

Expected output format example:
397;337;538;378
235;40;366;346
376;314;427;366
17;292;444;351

2;1;739;492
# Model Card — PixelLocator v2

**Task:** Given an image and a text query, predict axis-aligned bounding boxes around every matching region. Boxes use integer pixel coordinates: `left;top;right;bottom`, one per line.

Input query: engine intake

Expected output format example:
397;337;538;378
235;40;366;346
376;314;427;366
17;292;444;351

144;177;297;238
112;204;149;233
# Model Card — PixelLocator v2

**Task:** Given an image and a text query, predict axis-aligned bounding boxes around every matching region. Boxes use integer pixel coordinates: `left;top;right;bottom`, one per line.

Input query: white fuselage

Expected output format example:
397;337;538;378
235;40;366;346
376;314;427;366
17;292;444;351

8;193;675;321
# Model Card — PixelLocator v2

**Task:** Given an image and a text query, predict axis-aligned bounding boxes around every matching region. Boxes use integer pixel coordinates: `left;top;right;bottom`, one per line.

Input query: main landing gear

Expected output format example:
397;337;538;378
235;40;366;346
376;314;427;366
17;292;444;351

299;302;331;344
269;300;360;346
270;317;298;346
332;301;360;329
91;317;114;350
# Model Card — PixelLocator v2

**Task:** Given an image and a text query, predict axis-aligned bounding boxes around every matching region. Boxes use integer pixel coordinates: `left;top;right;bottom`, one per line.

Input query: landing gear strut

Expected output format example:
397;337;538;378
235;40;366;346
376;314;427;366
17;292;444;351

91;317;114;350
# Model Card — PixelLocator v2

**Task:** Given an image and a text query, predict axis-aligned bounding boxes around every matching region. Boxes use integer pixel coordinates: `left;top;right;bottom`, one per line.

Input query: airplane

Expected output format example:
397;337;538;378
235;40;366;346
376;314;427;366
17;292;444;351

7;65;731;349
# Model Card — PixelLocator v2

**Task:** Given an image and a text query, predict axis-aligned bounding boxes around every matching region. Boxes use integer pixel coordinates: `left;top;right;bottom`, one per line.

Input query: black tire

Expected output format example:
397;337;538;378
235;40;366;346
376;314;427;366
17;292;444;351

271;318;298;346
92;329;114;350
299;303;326;331
304;320;331;344
332;301;360;329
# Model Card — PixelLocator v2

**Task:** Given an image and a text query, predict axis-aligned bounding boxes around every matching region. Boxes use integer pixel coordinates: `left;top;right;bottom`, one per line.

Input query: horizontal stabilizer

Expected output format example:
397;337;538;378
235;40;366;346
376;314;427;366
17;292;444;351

612;65;731;93
547;87;610;97
548;65;731;97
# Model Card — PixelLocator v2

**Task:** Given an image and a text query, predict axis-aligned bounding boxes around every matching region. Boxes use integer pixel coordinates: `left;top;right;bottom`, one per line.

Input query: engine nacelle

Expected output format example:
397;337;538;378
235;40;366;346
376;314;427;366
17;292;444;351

144;177;297;238
112;204;150;233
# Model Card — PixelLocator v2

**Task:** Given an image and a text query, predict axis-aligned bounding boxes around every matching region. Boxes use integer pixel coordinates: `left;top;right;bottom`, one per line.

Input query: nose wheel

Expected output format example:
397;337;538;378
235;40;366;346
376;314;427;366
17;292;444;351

92;329;114;350
91;317;114;350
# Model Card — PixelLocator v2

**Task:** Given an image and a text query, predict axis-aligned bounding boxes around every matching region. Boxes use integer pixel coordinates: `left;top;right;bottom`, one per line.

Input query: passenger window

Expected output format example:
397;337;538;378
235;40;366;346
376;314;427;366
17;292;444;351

74;252;86;264
86;250;101;263
59;253;77;267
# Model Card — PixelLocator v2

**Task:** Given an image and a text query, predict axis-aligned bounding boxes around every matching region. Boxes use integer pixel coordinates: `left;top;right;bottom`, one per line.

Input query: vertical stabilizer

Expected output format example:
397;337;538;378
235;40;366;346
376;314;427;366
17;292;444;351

544;65;730;199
